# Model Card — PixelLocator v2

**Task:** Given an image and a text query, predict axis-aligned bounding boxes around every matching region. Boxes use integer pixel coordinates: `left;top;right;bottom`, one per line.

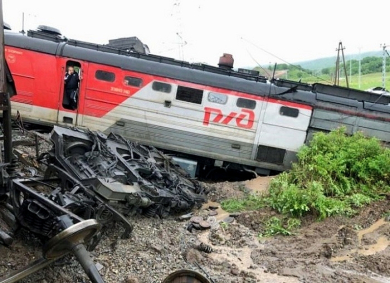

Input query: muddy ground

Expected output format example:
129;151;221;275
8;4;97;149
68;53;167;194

1;132;390;282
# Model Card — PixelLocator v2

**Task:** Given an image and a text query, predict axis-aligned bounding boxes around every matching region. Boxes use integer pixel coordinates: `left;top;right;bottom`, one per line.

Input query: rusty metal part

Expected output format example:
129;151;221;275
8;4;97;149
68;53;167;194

195;242;213;253
199;221;211;229
190;216;203;224
218;53;234;70
162;269;211;283
13;149;37;168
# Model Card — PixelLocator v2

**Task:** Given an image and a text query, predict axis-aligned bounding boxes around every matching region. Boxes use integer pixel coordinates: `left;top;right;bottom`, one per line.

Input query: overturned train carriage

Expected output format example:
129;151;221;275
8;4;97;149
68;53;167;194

4;27;390;178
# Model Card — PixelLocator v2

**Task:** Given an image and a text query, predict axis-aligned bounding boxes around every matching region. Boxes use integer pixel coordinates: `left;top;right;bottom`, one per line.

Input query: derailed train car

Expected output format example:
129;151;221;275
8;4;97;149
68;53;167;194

4;26;390;178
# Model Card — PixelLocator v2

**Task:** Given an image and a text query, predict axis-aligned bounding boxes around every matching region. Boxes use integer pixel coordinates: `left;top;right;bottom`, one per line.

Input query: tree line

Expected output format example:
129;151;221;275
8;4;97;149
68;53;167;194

321;56;390;76
254;56;389;81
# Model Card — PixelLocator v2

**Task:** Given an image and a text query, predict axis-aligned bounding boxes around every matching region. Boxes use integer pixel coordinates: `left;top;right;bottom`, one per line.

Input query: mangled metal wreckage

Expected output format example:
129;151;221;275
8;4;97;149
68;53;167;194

44;125;206;217
0;126;206;283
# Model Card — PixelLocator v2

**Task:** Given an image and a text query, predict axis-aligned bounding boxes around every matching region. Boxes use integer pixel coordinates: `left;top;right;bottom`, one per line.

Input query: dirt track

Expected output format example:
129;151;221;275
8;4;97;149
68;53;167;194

2;174;390;282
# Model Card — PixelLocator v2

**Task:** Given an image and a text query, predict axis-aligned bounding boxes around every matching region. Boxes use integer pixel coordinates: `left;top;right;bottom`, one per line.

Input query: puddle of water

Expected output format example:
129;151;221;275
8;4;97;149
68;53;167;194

244;176;274;194
359;236;390;256
198;231;299;283
357;218;387;243
331;218;390;262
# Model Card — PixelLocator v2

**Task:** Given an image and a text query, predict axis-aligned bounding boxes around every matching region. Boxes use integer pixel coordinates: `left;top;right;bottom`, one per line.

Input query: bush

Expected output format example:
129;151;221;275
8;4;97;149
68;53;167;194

267;127;390;220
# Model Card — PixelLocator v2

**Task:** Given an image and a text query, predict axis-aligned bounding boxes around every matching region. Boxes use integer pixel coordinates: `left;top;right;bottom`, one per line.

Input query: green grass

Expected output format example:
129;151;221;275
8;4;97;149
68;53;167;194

221;193;265;212
258;217;301;238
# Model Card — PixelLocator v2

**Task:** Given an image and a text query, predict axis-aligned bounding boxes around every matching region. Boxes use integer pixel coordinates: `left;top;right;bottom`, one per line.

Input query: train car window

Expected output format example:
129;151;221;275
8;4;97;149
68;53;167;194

95;70;115;82
208;92;227;104
176;86;203;104
152;81;172;93
236;98;256;109
124;76;142;87
280;106;299;118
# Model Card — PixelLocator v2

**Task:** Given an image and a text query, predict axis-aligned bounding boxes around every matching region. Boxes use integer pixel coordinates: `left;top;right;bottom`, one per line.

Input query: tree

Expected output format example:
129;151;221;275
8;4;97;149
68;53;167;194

322;67;331;75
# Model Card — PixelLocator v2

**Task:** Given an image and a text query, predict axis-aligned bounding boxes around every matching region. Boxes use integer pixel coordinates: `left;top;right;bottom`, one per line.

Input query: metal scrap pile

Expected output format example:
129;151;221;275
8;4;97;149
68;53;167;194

0;126;207;283
42;126;206;218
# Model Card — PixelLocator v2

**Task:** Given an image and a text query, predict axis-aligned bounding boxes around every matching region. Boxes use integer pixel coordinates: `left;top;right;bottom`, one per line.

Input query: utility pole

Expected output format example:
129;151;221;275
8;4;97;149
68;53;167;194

381;44;389;89
358;47;362;89
349;59;352;84
20;12;25;35
334;42;349;88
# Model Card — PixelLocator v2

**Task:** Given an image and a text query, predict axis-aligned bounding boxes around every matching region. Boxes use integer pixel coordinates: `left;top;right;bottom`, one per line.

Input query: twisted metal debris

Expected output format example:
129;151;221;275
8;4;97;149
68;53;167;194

43;126;206;218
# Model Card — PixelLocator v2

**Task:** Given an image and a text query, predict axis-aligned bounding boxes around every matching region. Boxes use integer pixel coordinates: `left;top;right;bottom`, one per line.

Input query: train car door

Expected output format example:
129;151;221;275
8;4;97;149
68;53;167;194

251;98;312;171
57;60;85;126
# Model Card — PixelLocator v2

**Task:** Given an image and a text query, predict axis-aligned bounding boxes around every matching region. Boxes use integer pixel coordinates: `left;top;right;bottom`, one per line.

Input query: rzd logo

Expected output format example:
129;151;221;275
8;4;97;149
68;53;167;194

203;107;255;129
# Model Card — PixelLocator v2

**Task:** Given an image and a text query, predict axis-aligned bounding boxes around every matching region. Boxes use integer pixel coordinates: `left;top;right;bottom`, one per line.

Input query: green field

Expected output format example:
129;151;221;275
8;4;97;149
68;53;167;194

291;72;390;91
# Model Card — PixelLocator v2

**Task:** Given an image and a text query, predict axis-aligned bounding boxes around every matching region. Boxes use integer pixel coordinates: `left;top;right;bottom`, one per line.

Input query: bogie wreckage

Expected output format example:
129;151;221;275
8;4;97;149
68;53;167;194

0;126;206;282
43;126;206;218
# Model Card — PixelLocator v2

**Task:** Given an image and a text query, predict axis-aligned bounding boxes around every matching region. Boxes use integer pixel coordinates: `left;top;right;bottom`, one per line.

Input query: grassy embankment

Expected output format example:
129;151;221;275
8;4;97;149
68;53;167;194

221;128;390;237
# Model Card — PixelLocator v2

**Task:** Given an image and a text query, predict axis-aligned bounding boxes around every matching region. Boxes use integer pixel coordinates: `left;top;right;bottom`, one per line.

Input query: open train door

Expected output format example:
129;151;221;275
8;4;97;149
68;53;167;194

56;59;86;126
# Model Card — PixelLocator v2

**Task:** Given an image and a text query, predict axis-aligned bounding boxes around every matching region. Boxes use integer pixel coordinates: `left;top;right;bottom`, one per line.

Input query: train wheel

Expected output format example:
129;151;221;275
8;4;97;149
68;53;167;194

162;269;211;283
64;141;91;157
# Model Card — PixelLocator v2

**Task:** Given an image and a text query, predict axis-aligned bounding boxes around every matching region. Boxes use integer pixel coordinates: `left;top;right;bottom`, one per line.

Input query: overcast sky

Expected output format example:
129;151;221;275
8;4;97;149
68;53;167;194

3;0;389;68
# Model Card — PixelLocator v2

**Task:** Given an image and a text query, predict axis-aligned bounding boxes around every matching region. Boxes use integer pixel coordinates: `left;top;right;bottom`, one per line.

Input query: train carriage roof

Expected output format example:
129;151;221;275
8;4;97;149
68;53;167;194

4;29;390;117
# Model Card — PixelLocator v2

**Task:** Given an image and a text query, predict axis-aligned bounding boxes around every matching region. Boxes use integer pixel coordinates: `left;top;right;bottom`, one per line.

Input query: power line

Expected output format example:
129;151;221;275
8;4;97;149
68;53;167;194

240;37;333;84
242;46;269;75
